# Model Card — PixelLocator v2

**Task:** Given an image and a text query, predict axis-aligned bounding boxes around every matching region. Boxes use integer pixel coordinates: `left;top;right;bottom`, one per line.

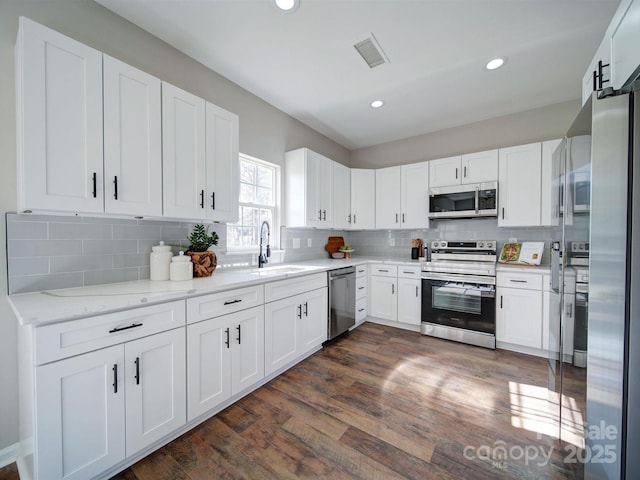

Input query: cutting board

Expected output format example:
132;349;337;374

325;236;345;255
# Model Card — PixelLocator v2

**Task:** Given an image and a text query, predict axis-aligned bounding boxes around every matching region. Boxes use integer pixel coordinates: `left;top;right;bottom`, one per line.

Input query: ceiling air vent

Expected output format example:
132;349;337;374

353;33;389;69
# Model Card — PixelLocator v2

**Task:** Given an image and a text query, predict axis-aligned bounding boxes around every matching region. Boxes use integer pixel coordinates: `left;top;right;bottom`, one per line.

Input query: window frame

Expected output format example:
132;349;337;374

226;153;280;253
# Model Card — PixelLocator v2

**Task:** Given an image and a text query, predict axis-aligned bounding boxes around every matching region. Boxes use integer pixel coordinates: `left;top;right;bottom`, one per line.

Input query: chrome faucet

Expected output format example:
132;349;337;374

258;220;271;268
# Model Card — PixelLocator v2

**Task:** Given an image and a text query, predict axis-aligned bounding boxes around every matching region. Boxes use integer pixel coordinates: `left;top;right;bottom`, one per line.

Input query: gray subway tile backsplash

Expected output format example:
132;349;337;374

6;212;569;295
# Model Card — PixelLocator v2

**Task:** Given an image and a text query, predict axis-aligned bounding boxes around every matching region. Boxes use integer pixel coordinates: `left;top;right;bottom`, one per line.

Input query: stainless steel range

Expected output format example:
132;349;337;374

421;240;497;349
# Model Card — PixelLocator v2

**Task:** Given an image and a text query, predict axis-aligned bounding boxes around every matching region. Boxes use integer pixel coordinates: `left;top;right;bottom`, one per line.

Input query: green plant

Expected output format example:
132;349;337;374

186;224;219;252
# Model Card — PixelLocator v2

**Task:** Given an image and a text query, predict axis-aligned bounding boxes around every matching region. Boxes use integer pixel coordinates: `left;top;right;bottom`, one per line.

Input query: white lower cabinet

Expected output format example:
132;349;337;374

369;275;398;321
496;271;543;350
398;277;421;326
34;327;186;479
186;305;264;421
355;265;368;324
264;274;328;376
35;346;126;480
369;264;421;325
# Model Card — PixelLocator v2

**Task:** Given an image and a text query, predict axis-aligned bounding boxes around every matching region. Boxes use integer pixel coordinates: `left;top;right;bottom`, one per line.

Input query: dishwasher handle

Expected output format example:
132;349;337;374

329;267;356;279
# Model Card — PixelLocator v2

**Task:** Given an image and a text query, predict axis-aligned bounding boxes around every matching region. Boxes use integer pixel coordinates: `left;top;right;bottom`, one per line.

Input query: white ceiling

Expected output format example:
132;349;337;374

97;0;619;151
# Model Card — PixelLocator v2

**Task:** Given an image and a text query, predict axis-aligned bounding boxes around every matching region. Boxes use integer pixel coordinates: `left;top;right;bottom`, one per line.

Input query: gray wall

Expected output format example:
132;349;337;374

350;100;580;168
0;0;349;452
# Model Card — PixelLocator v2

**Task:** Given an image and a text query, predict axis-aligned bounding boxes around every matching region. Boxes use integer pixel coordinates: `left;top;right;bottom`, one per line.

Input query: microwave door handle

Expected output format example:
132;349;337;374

474;186;479;214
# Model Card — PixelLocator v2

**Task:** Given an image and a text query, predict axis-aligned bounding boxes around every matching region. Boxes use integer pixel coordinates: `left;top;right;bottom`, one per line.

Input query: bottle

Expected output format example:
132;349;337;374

150;241;173;281
170;251;193;281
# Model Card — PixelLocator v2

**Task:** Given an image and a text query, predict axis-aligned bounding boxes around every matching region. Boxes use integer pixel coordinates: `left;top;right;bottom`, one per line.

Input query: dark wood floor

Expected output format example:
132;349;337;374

0;322;586;480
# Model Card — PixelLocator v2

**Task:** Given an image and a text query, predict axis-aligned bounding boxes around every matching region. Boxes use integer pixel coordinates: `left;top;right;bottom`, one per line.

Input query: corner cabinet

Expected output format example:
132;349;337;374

16;16;104;214
285;148;333;228
162;82;239;222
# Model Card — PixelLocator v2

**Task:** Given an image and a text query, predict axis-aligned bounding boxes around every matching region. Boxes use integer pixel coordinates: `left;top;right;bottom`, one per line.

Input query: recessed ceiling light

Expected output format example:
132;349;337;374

370;100;384;109
274;0;299;12
486;57;506;70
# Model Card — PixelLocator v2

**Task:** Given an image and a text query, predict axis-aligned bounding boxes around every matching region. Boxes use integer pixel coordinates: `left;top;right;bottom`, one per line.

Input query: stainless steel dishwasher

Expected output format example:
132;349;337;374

328;266;356;340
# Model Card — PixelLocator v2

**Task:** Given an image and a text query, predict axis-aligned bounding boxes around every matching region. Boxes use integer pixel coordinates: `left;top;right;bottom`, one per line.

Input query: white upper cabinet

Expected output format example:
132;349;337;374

285;148;333;228
400;162;430;229
17;17;104;214
350;169;376;229
205;102;240;222
103;55;162;217
498;142;542;227
162;82;207;219
540;139;562;226
333;162;351;230
611;0;640;89
375;166;401;229
428;156;461;188
429;150;498;188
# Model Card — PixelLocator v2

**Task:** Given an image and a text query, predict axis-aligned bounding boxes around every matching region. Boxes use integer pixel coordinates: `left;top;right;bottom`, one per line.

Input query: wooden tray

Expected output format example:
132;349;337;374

325;236;345;255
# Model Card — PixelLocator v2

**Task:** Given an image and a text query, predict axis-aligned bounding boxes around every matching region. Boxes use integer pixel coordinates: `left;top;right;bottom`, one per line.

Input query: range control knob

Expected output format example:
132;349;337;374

440;241;446;247
432;240;439;248
478;242;484;248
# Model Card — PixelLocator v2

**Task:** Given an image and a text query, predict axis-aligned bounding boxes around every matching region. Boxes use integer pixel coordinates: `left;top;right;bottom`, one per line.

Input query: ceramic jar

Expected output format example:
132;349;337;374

150;241;173;281
170;251;193;281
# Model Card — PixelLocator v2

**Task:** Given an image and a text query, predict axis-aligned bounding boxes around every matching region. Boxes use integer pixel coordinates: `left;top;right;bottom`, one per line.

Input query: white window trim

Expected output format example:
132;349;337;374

226;153;281;253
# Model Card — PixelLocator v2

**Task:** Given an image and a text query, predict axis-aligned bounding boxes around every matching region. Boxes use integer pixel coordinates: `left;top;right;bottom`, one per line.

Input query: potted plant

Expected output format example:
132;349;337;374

185;224;219;277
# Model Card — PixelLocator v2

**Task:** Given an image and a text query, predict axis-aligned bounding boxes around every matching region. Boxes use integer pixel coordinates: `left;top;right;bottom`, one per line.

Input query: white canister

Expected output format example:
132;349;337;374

170;251;193;281
150;241;173;281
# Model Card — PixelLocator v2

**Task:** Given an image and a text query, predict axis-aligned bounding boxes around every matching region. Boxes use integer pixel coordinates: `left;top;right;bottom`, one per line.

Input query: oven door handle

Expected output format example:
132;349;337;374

421;272;496;286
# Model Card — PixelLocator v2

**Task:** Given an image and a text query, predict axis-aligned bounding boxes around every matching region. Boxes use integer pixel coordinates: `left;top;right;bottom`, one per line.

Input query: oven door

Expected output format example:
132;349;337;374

421;273;496;334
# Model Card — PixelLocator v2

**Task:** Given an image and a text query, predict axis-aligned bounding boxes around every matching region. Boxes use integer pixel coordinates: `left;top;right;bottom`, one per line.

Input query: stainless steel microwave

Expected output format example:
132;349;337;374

428;181;498;219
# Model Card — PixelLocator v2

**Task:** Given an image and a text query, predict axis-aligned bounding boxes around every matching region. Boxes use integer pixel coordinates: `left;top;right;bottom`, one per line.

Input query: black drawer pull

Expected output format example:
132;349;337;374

358;286;365;290
358;308;365;313
224;299;242;305
109;322;143;334
378;269;389;273
509;279;528;283
134;357;140;385
112;364;118;394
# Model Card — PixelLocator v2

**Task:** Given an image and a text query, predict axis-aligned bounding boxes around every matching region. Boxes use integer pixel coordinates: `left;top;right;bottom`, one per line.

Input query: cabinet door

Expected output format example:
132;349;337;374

300;288;328;354
333;162;351;229
17;17;104;214
231;306;265;395
350;169;376;229
125;328;186;456
318;154;333;226
397;278;421;326
187;318;231;421
35;345;125;480
375;166;401;229
461;149;498;184
369;276;398;321
162;82;206;219
428;156;461;187
540;139;563;227
205;102;239;222
611;0;640;89
103;55;162;217
496;287;543;349
400;162;429;229
303;150;324;227
498;143;542;227
264;296;301;376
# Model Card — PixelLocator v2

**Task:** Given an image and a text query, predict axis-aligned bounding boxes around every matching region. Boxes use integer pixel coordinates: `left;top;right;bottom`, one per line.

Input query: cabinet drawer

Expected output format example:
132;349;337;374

497;271;543;290
187;285;264;324
34;300;186;365
355;264;368;278
398;265;421;279
356;297;367;322
356;276;368;299
265;272;327;303
370;264;398;277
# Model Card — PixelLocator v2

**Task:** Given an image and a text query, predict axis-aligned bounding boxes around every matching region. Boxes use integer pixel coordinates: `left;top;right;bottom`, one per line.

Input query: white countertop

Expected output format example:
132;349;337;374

9;256;422;327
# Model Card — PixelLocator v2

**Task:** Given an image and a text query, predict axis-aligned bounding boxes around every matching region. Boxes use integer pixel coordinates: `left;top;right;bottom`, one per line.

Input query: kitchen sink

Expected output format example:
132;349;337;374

249;265;318;276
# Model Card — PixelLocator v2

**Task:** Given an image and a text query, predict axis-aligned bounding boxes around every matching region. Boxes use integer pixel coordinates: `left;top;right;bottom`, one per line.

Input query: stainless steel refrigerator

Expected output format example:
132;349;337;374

585;81;639;479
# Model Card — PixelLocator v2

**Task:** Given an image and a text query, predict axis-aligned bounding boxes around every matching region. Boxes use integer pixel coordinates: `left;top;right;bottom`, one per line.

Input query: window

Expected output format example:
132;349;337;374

227;154;279;249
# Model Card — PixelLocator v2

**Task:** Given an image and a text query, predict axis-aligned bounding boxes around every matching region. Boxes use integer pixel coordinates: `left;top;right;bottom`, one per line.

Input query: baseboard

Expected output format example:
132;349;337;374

366;316;421;332
0;442;19;469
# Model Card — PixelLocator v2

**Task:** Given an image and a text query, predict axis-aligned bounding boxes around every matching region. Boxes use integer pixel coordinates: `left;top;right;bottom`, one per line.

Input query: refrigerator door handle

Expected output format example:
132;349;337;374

551;241;561;294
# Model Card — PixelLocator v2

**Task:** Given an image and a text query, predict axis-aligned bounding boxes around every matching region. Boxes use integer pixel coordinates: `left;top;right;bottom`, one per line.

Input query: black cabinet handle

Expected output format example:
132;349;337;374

224;299;242;305
112;364;118;394
109;323;143;334
501;207;505;220
464;166;467;178
358;308;365;313
113;176;118;200
323;210;327;221
416;286;419;297
348;214;352;224
455;167;458;179
236;324;241;344
200;190;205;208
392;284;395;295
303;302;308;317
500;296;503;309
211;192;215;210
134;357;140;385
596;60;610;90
402;213;405;223
225;327;230;349
92;172;97;198
297;304;302;319
395;213;398;223
358;286;365;290
592;69;598;92
318;209;322;220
